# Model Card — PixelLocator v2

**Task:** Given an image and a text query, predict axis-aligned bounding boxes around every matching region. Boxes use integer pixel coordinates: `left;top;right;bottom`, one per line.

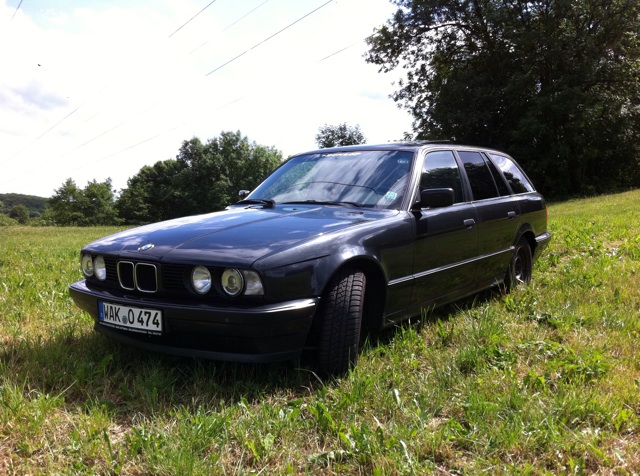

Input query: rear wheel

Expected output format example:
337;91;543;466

315;267;366;376
505;238;532;290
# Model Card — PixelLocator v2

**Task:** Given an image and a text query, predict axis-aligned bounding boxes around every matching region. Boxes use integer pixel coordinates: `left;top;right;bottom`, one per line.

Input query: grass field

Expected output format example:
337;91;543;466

1;190;639;474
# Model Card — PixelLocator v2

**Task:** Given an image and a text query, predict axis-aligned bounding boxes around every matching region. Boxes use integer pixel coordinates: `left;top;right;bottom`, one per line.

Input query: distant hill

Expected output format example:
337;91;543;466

0;193;49;218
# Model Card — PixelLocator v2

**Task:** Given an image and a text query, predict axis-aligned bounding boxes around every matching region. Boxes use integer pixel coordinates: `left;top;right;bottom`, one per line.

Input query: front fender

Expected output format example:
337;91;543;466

255;212;412;303
260;247;385;302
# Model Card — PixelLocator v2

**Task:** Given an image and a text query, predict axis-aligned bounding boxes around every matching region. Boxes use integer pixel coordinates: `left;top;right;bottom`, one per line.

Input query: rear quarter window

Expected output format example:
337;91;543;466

489;154;535;194
458;151;499;201
484;154;511;196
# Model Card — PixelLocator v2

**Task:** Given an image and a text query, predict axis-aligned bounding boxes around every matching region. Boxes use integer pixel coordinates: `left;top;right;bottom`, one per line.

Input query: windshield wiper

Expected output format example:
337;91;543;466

235;198;276;209
282;200;364;208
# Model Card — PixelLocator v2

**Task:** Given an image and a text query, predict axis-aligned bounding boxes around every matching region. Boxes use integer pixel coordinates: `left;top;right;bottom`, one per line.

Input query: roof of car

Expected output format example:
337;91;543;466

297;141;509;156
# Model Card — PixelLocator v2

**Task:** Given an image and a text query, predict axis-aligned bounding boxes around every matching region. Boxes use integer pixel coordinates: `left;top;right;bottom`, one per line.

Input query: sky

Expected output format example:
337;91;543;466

0;0;413;198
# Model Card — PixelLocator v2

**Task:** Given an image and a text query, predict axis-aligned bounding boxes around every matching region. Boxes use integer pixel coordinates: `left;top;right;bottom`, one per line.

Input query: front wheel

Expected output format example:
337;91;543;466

315;268;366;376
505;238;532;290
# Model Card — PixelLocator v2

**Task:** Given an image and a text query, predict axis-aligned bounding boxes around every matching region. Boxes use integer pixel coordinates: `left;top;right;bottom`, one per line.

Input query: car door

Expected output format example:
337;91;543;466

411;150;480;306
457;150;520;286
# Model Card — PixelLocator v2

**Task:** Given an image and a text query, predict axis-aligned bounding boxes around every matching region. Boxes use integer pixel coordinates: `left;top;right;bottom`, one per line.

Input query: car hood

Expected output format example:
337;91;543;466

84;204;396;266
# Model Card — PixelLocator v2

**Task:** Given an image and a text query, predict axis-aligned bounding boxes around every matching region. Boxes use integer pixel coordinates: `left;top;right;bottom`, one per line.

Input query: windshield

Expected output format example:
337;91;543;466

247;150;414;209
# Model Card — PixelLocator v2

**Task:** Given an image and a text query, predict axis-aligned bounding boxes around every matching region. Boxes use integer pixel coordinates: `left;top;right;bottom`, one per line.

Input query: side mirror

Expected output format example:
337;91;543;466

415;188;455;209
238;190;251;199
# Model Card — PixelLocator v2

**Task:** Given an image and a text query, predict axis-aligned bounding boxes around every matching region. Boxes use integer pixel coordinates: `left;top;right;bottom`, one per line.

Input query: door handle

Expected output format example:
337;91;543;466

463;218;476;228
507;211;517;219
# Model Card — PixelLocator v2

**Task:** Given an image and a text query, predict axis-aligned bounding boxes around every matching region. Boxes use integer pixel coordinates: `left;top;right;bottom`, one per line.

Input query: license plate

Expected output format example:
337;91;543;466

98;301;163;335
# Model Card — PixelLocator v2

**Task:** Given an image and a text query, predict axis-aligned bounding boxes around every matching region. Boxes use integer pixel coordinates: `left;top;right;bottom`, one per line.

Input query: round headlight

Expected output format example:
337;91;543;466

81;254;94;277
221;268;244;297
94;256;106;281
191;266;212;294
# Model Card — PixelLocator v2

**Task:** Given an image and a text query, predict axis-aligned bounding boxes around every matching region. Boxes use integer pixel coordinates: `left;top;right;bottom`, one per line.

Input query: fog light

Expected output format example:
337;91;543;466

221;268;243;297
191;266;212;294
81;254;94;277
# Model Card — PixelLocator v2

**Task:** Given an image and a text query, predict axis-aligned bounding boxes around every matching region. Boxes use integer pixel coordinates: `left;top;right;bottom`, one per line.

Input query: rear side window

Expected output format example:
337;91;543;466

421;151;464;203
490;154;535;194
458;151;499;201
485;155;511;196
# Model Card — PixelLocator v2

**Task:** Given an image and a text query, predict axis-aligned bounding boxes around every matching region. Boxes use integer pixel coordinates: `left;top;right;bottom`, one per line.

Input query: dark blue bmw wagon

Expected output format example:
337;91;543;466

69;142;551;375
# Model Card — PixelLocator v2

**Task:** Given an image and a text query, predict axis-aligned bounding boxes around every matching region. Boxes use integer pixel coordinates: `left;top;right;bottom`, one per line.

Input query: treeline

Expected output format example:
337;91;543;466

1;125;364;227
0;194;48;225
39;131;283;227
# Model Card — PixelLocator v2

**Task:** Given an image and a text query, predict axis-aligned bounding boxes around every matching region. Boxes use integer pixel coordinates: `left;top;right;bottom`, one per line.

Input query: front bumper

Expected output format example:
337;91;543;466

69;280;319;363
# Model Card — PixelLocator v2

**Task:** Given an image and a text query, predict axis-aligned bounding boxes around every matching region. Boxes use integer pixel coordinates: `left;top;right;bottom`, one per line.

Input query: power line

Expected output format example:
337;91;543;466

11;0;24;21
319;42;360;62
224;0;271;31
0;104;81;166
50;1;290;161
75;37;373;174
182;1;273;59
104;0;335;160
34;0;335;163
206;0;333;77
168;0;218;38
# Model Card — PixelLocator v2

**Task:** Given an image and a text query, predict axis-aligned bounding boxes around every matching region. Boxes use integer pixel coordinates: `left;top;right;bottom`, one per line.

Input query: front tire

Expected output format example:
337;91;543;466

315;268;366;376
505;238;532;290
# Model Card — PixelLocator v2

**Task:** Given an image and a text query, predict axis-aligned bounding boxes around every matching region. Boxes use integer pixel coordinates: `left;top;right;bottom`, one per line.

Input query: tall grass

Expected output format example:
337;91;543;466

1;190;639;474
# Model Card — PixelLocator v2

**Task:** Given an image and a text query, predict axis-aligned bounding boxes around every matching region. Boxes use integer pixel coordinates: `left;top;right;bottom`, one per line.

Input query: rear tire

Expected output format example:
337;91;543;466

505;238;532;290
315;268;366;377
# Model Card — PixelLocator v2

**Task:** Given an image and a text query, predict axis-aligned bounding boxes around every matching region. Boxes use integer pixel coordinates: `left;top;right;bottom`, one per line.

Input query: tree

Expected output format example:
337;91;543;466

173;131;283;214
83;179;120;225
48;179;85;226
366;0;640;197
9;204;30;224
116;131;283;224
48;178;119;226
116;160;188;225
315;123;366;148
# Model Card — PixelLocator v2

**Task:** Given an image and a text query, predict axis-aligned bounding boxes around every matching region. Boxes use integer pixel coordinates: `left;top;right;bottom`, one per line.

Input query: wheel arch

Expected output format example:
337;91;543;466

340;257;387;332
515;224;537;255
306;256;388;349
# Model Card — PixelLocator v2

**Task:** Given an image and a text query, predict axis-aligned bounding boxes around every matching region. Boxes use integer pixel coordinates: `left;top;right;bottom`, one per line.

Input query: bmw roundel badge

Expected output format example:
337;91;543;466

138;243;155;252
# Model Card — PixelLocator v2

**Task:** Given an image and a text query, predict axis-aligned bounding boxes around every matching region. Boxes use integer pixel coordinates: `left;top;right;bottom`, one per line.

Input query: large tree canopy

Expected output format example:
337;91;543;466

47;178;119;226
117;131;283;224
366;0;640;196
115;160;187;225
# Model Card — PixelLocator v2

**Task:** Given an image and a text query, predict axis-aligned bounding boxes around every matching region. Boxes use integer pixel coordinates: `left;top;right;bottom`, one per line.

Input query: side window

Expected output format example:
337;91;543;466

484;154;511;196
421;151;464;203
489;154;535;194
458;151;499;201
